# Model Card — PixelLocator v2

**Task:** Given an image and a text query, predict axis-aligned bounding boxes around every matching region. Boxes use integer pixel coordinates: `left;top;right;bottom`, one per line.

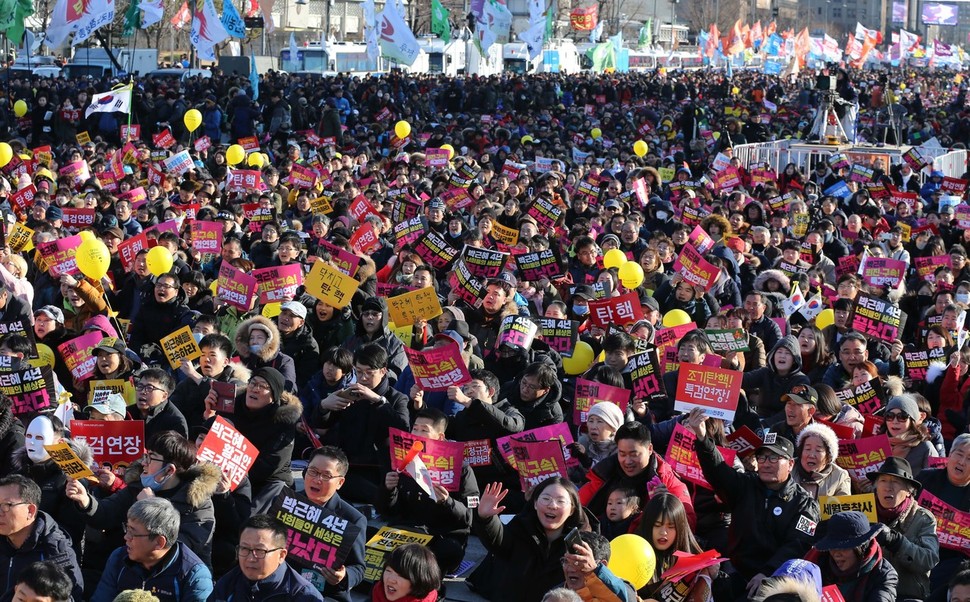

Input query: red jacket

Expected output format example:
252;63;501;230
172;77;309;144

579;454;696;529
938;364;967;441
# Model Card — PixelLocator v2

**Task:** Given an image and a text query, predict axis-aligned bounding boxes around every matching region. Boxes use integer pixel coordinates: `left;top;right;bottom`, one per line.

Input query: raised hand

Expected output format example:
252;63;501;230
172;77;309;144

477;482;508;518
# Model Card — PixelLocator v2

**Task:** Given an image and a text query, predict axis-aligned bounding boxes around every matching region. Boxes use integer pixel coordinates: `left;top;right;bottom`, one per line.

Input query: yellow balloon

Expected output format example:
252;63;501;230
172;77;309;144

13;100;27;117
591;127;602;139
394;120;411;139
441;144;455;159
0;142;12;168
662;309;692;328
562;341;595;376
618;261;645;289
731;86;740;95
145;246;174;277
75;239;110;281
607;534;656;590
712;131;721;140
815;308;835;330
78;230;96;243
603;249;627;270
226;144;246;166
247;153;264;168
633;140;648;157
29;344;55;369
183;108;202;133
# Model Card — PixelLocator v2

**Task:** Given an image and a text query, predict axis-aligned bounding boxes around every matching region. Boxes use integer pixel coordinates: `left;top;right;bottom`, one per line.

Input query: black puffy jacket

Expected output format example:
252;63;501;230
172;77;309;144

0;511;83;601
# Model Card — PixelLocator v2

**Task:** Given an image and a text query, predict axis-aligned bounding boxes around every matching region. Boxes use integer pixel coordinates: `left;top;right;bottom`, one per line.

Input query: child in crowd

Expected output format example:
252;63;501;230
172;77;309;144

637;493;716;602
599;487;641;539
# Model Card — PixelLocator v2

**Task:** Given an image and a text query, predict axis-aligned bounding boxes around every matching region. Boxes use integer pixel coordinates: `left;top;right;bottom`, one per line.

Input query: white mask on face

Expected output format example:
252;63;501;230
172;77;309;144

25;416;56;463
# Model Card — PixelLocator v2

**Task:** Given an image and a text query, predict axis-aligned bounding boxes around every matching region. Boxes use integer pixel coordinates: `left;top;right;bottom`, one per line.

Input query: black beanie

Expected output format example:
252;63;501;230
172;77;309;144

362;296;386;315
252;367;285;404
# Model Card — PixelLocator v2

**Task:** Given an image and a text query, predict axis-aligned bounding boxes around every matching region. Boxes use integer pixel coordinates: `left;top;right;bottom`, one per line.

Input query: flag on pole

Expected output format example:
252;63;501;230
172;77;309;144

569;4;597;31
781;282;806;315
378;0;420;66
85;85;133;118
122;0;141;37
45;0;115;46
518;19;544;59
431;0;451;43
587;40;615;71
249;49;259;100
398;441;439;500
191;0;230;61
288;32;299;61
221;0;246;38
639;19;652;48
170;1;190;29
799;293;825;320
140;0;164;28
4;0;33;45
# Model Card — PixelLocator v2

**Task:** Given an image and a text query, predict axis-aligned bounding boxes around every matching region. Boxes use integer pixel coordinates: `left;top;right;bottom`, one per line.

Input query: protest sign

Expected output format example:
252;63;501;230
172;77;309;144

363;527;435;582
630;348;667;405
527;197;564;229
497;316;539;351
674;364;742;421
162;150;194;176
463;440;492;467
914;255;950;283
449;261;486;308
703;329;750;353
303;260;359;309
509;438;568;492
490;222;520;246
413;231;459;270
836;255;861;279
160;326;202;370
387;288;442;327
227;171;264;194
349;226;381;255
389;427;464;492
7;222;33;253
834;377;886;414
117;232;151;271
269;487;363;574
666;424;737;489
242;203;274;232
460;246;508;279
216;262;258;311
673;243;720;289
71;420;144;474
903;347;946;381
688;225;716;254
58;331;103;381
848;294;902;343
9;184;36;211
725;426;763;459
196;417;257;491
573;378;631;424
403;345;471;391
393;216;425;249
44;441;95;479
1;365;55;416
822;585;847;602
536;318;578;357
0;319;37;358
425;148;450;168
819;494;878;522
917;490;970;555
514;249;562;281
835;435;892;480
588;291;644;328
254;264;304;304
860;257;907;288
88;379;136;407
314;239;360;278
37;234;82;276
190;221;223;255
496;423;578;468
441;187;474;211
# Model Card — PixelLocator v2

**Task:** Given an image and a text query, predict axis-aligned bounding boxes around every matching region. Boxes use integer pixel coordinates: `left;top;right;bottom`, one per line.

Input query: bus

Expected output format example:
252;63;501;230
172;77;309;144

280;42;389;75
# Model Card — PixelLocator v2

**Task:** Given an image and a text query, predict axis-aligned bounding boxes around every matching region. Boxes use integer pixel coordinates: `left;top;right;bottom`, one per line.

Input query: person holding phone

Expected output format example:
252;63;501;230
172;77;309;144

171;333;248;434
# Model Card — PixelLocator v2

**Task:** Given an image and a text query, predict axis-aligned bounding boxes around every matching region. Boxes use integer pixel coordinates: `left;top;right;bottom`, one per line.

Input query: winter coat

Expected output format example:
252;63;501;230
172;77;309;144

445;397;525;487
308;492;367;602
0;511;83;601
62;280;109;334
694;435;820;580
377;461;478;540
498;375;564;430
579;454;696;528
278;323;321;388
134;399;190;441
915;468;970;583
233;316;298;393
14;450;87;556
317;376;410;467
301;369;355;422
91;542;212;602
128;287;197;353
305;304;355;353
742;336;811;422
791;461;852;499
0;402;24;478
170;363;251;434
879;501;939;600
210;562;324;601
81;462;220;566
806;544;898;602
341;303;408;378
225;389;302;493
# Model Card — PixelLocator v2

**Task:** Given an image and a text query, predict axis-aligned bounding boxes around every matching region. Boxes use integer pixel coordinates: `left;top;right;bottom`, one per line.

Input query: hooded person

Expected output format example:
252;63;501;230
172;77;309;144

341;297;408;379
127;272;197;356
233;316;298;393
742;336;812;424
804;511;899;602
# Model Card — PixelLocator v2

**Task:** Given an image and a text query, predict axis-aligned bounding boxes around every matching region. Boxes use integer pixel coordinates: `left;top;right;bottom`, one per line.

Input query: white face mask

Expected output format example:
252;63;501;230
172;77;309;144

957;293;970;305
25;416;55;463
656;211;669;220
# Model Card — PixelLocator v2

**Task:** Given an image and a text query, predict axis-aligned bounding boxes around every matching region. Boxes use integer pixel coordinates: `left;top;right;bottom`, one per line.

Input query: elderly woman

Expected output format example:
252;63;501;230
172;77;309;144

805;511;898;602
793;424;851;499
865;458;939;601
918;433;970;600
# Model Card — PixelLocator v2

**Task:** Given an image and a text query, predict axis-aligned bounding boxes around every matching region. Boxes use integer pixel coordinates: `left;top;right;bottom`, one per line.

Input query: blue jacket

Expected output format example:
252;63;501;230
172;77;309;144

92;542;213;602
209;562;324;601
0;511;83;602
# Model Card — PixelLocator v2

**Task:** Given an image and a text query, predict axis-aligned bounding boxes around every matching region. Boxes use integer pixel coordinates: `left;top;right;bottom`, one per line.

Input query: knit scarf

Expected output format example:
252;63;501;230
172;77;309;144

876;494;913;524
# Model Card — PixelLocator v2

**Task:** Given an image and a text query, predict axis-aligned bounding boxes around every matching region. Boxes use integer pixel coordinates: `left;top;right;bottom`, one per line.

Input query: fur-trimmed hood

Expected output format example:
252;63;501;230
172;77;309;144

754;268;791;293
756;578;821;602
224;361;252;383
234;315;282;362
235;390;303;426
124;459;222;509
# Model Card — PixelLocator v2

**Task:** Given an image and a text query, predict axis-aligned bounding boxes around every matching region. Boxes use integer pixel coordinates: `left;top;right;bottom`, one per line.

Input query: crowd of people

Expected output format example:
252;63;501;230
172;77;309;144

0;61;967;602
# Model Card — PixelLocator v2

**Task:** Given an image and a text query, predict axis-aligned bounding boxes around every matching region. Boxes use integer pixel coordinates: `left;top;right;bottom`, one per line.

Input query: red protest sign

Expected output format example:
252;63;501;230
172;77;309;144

389;427;464;492
217;262;258;311
349;226;381;255
587;291;644;328
153;129;175;148
37;235;82;277
61;208;96;232
835;435;892;480
9;184;36;211
821;585;847;602
673;243;720;289
573;378;631;425
403;345;471;391
496;423;578;468
190;221;223;255
117;232;153;271
196;416;257;491
72;420;144;473
238;136;260;151
253;263;304;304
674;364;741;421
349;195;381;224
665;423;737;489
509;438;568;492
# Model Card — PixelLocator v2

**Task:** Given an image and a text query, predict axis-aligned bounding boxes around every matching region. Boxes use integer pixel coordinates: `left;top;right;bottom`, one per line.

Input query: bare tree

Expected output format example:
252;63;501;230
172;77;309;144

679;0;747;36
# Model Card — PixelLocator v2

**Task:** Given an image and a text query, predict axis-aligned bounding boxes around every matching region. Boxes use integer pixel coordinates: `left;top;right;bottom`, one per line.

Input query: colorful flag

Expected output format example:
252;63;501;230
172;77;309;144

249;49;259;100
569;4;597;31
518;19;545;59
191;0;230;61
140;0;164;28
221;0;246;38
85;86;132;118
431;0;451;43
122;0;141;37
170;1;190;29
362;0;378;62
638;19;652;49
378;0;420;66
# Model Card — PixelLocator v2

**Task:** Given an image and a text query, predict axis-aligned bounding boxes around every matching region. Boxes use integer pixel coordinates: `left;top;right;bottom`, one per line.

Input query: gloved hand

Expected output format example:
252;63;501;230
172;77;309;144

876;524;903;552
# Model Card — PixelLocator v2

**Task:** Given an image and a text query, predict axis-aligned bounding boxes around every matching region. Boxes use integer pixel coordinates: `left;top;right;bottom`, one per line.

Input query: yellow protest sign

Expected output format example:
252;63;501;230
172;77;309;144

819;493;878;523
387;287;442;327
310;196;334;214
8;222;34;252
160;326;202;369
899;223;912;243
363;526;434;582
76;131;91;146
389;323;413;348
262;302;282;318
658;167;676;183
88;378;137;406
304;260;360;309
792;213;810;238
44;441;95;479
490;222;519;246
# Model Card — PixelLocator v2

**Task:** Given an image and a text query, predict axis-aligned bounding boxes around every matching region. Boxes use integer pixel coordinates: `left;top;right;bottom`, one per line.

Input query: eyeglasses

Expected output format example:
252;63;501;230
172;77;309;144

305;468;344;482
0;501;28;513
154;282;178;290
142;454;164;465
354;366;380;378
755;454;783;464
136;384;167;393
122;524;154;538
520;380;548;392
236;545;284;559
885;412;910;422
249;380;271;392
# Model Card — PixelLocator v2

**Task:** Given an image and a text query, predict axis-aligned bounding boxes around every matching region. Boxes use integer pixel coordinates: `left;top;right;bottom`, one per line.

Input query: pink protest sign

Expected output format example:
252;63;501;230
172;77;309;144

835;435;892;480
497;423;578;468
573;378;631;425
58;331;104;381
190;221;223;255
253;264;304;304
673;243;720;289
402;345;471;392
217;262;258;311
665;423;737;489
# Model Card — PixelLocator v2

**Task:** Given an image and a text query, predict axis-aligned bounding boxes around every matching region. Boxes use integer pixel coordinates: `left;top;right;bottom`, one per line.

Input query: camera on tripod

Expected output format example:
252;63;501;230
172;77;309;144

815;75;837;91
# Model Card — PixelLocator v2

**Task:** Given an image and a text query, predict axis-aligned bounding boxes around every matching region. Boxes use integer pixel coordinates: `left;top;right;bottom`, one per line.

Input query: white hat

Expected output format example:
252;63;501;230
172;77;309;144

587;402;624;431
